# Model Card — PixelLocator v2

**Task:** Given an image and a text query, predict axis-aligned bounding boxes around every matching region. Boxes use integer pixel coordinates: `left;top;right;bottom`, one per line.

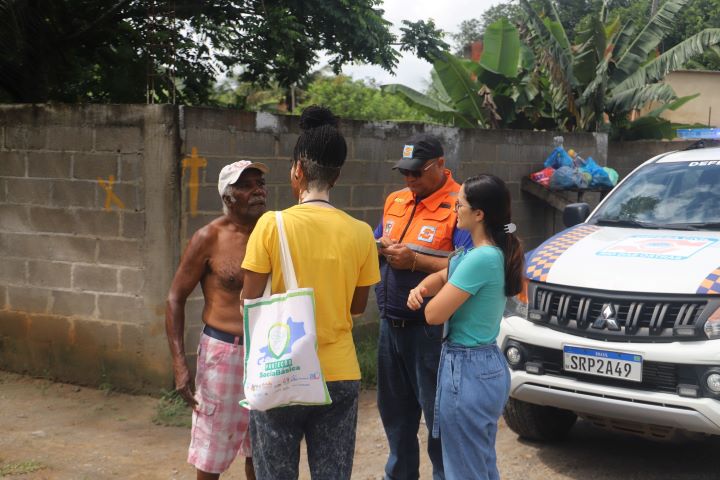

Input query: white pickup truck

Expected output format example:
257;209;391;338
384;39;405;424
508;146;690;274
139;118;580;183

499;144;720;441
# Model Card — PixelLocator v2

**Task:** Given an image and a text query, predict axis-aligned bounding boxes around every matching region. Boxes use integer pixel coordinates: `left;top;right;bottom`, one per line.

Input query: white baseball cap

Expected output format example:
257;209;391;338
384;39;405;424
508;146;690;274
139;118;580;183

217;160;269;196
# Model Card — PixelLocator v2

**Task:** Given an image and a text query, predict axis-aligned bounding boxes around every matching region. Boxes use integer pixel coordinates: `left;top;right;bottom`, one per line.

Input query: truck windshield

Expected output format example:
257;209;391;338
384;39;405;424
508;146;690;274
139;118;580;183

590;161;720;228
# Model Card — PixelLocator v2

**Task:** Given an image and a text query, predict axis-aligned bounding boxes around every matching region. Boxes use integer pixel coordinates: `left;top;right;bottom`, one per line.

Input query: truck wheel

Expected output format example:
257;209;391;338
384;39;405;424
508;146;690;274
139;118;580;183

503;397;577;441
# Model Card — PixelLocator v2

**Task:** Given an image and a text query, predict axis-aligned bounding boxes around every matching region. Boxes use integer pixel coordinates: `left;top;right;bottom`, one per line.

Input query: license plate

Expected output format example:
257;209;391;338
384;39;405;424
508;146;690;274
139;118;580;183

563;345;643;382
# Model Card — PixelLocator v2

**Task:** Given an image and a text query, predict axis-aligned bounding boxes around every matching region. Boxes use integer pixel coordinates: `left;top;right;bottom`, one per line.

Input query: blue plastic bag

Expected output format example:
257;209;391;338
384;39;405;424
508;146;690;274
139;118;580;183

550;166;587;189
544;146;575;169
604;167;619;186
578;156;613;187
576;156;609;187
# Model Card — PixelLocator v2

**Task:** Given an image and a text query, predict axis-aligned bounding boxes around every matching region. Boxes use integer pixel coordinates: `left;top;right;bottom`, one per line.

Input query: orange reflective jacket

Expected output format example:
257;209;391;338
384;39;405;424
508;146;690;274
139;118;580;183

376;170;462;322
381;170;460;257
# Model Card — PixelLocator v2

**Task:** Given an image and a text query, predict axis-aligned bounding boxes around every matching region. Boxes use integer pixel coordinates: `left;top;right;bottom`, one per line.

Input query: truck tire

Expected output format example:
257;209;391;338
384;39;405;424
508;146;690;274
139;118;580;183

503;397;577;441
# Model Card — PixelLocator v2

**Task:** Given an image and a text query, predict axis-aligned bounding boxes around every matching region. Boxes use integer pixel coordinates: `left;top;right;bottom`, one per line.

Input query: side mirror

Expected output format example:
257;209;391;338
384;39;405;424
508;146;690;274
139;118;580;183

563;203;590;227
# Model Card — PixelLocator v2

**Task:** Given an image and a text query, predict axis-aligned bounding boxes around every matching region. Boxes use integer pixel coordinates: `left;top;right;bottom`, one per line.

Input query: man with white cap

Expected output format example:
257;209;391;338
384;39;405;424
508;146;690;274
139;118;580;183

166;160;268;480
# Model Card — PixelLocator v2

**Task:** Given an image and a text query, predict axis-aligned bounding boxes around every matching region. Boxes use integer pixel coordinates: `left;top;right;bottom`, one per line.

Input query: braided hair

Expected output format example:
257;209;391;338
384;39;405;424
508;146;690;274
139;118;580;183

464;174;525;296
293;105;347;190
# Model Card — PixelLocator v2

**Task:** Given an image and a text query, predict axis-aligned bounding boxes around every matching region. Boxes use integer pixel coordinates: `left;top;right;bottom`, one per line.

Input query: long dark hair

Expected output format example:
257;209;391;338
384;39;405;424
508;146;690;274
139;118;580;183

464;174;524;296
292;105;347;189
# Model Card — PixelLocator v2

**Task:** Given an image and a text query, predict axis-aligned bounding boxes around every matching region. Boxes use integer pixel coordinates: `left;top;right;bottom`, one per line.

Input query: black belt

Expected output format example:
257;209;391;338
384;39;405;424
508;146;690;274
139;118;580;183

388;318;425;328
203;324;243;345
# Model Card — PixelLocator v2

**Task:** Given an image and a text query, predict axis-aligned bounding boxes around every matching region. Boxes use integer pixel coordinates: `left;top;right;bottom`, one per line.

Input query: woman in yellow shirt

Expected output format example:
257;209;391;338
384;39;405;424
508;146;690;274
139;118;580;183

240;106;380;480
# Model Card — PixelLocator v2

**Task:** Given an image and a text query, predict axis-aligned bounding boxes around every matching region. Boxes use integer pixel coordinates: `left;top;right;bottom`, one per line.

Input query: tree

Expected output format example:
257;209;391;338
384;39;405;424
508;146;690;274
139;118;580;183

449;2;524;54
297;76;429;122
450;19;484;54
0;0;446;104
479;1;524;31
386;1;720;138
385;19;560;130
518;0;720;137
662;0;720;70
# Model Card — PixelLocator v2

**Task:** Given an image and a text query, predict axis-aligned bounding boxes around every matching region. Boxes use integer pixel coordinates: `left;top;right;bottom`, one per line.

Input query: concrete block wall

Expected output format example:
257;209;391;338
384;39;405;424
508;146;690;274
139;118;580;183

608;139;696;179
1;104;619;390
177;110;607;351
179;111;607;250
0;105;178;391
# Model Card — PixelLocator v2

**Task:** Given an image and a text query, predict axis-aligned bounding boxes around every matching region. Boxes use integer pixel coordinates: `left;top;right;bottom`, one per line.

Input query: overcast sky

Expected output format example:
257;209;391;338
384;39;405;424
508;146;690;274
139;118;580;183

337;0;504;91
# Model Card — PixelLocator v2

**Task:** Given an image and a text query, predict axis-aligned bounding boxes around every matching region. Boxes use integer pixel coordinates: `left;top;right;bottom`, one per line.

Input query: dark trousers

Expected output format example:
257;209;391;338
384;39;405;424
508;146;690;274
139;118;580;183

377;318;445;480
250;380;360;480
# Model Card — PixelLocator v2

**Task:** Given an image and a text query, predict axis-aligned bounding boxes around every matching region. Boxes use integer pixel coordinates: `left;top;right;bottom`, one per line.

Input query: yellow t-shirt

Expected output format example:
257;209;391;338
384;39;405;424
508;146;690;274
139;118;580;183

242;204;381;381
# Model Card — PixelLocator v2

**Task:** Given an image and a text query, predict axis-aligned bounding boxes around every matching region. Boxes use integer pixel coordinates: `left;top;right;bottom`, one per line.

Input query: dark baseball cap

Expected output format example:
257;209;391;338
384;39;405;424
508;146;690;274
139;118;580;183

393;134;444;171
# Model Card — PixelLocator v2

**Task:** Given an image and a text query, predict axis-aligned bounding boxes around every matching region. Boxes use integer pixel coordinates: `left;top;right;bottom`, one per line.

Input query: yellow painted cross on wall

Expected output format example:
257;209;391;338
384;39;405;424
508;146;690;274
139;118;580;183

182;147;207;217
97;175;125;211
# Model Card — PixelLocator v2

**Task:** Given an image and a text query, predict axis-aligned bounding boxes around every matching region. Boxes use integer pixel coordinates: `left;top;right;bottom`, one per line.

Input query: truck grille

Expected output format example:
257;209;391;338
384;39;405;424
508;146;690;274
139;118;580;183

530;284;708;342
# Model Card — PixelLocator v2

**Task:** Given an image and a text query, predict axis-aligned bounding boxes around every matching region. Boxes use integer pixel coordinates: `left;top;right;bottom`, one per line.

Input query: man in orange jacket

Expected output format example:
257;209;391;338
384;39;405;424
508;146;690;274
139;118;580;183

375;134;472;480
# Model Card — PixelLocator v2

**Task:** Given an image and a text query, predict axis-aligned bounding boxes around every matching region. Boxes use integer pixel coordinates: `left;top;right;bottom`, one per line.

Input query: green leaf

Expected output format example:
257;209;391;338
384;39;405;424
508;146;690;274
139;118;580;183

480;19;521;78
645;93;700;118
432;51;486;124
573;15;606;87
382;83;476;128
518;0;577;116
542;0;571;49
428;69;452;105
611;0;689;87
544;18;570;50
612;21;636;64
616;116;675;140
606;82;677;113
382;83;457;113
519;44;535;71
613;29;720;92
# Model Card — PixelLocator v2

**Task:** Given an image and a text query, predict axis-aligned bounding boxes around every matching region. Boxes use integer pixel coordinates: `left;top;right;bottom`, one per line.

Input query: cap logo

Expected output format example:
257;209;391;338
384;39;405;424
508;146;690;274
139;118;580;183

403;145;414;159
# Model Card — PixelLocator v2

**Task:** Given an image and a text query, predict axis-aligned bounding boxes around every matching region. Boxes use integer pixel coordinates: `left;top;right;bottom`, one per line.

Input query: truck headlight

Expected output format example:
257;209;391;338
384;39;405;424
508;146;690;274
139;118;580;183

504;280;529;319
706;372;720;394
506;346;523;366
704;305;720;339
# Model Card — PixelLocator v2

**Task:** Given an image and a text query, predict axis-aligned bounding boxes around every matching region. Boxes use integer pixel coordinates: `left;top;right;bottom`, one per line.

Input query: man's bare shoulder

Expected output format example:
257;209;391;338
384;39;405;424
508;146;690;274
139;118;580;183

185;216;229;251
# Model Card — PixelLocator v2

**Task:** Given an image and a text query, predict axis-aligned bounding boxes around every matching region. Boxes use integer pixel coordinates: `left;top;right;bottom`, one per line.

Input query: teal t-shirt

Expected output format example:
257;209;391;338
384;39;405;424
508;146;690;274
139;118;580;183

447;246;506;346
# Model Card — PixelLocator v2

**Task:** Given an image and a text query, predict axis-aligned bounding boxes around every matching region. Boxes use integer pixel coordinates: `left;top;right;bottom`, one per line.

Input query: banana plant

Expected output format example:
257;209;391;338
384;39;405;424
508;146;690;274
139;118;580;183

383;18;559;130
520;0;720;138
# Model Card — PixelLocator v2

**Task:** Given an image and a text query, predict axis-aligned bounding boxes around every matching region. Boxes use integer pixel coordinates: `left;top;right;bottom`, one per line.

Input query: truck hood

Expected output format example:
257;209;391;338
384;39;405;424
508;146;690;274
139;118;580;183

525;224;720;294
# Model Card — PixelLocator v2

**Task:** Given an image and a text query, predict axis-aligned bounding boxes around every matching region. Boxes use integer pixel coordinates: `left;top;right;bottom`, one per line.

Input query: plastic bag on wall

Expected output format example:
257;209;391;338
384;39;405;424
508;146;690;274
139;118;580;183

530;167;555;187
543;146;575;169
551;166;588;189
603;167;619;186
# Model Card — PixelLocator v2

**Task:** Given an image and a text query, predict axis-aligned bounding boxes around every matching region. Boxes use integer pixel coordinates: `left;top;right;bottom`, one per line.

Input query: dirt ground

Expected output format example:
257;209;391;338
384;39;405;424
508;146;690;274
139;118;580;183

0;370;718;479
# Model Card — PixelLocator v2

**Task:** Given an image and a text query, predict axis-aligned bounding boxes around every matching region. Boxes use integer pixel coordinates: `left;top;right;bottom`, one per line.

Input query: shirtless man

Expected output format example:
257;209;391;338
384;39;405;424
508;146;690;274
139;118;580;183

165;160;268;480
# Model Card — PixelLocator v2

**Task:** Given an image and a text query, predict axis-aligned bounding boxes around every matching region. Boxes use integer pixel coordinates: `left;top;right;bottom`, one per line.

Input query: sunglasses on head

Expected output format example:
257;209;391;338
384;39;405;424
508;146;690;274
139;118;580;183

397;159;436;178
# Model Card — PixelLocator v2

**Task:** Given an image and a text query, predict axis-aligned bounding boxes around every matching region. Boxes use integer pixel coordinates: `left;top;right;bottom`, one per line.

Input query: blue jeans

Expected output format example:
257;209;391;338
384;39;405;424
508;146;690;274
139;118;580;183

433;342;511;480
377;319;444;480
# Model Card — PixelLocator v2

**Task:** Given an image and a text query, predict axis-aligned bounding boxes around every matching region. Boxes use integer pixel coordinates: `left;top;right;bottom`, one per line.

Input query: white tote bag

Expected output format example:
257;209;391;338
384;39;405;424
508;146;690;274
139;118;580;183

242;211;331;410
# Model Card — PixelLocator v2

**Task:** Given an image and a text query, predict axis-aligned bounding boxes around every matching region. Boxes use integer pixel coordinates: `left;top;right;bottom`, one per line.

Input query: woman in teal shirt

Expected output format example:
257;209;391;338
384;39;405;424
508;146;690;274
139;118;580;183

407;174;524;480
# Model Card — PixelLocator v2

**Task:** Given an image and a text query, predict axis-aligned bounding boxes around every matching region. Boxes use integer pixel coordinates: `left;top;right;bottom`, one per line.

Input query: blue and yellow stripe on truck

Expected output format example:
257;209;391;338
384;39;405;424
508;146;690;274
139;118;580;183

697;267;720;294
526;225;600;282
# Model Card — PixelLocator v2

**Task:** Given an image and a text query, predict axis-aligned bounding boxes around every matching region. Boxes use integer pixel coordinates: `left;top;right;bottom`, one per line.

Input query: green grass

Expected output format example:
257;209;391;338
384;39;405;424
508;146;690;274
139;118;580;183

0;460;46;476
356;337;378;390
152;390;192;428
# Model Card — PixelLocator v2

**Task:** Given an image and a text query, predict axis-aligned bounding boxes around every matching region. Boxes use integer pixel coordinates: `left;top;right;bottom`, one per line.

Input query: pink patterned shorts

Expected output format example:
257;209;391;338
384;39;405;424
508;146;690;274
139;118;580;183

187;333;251;474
